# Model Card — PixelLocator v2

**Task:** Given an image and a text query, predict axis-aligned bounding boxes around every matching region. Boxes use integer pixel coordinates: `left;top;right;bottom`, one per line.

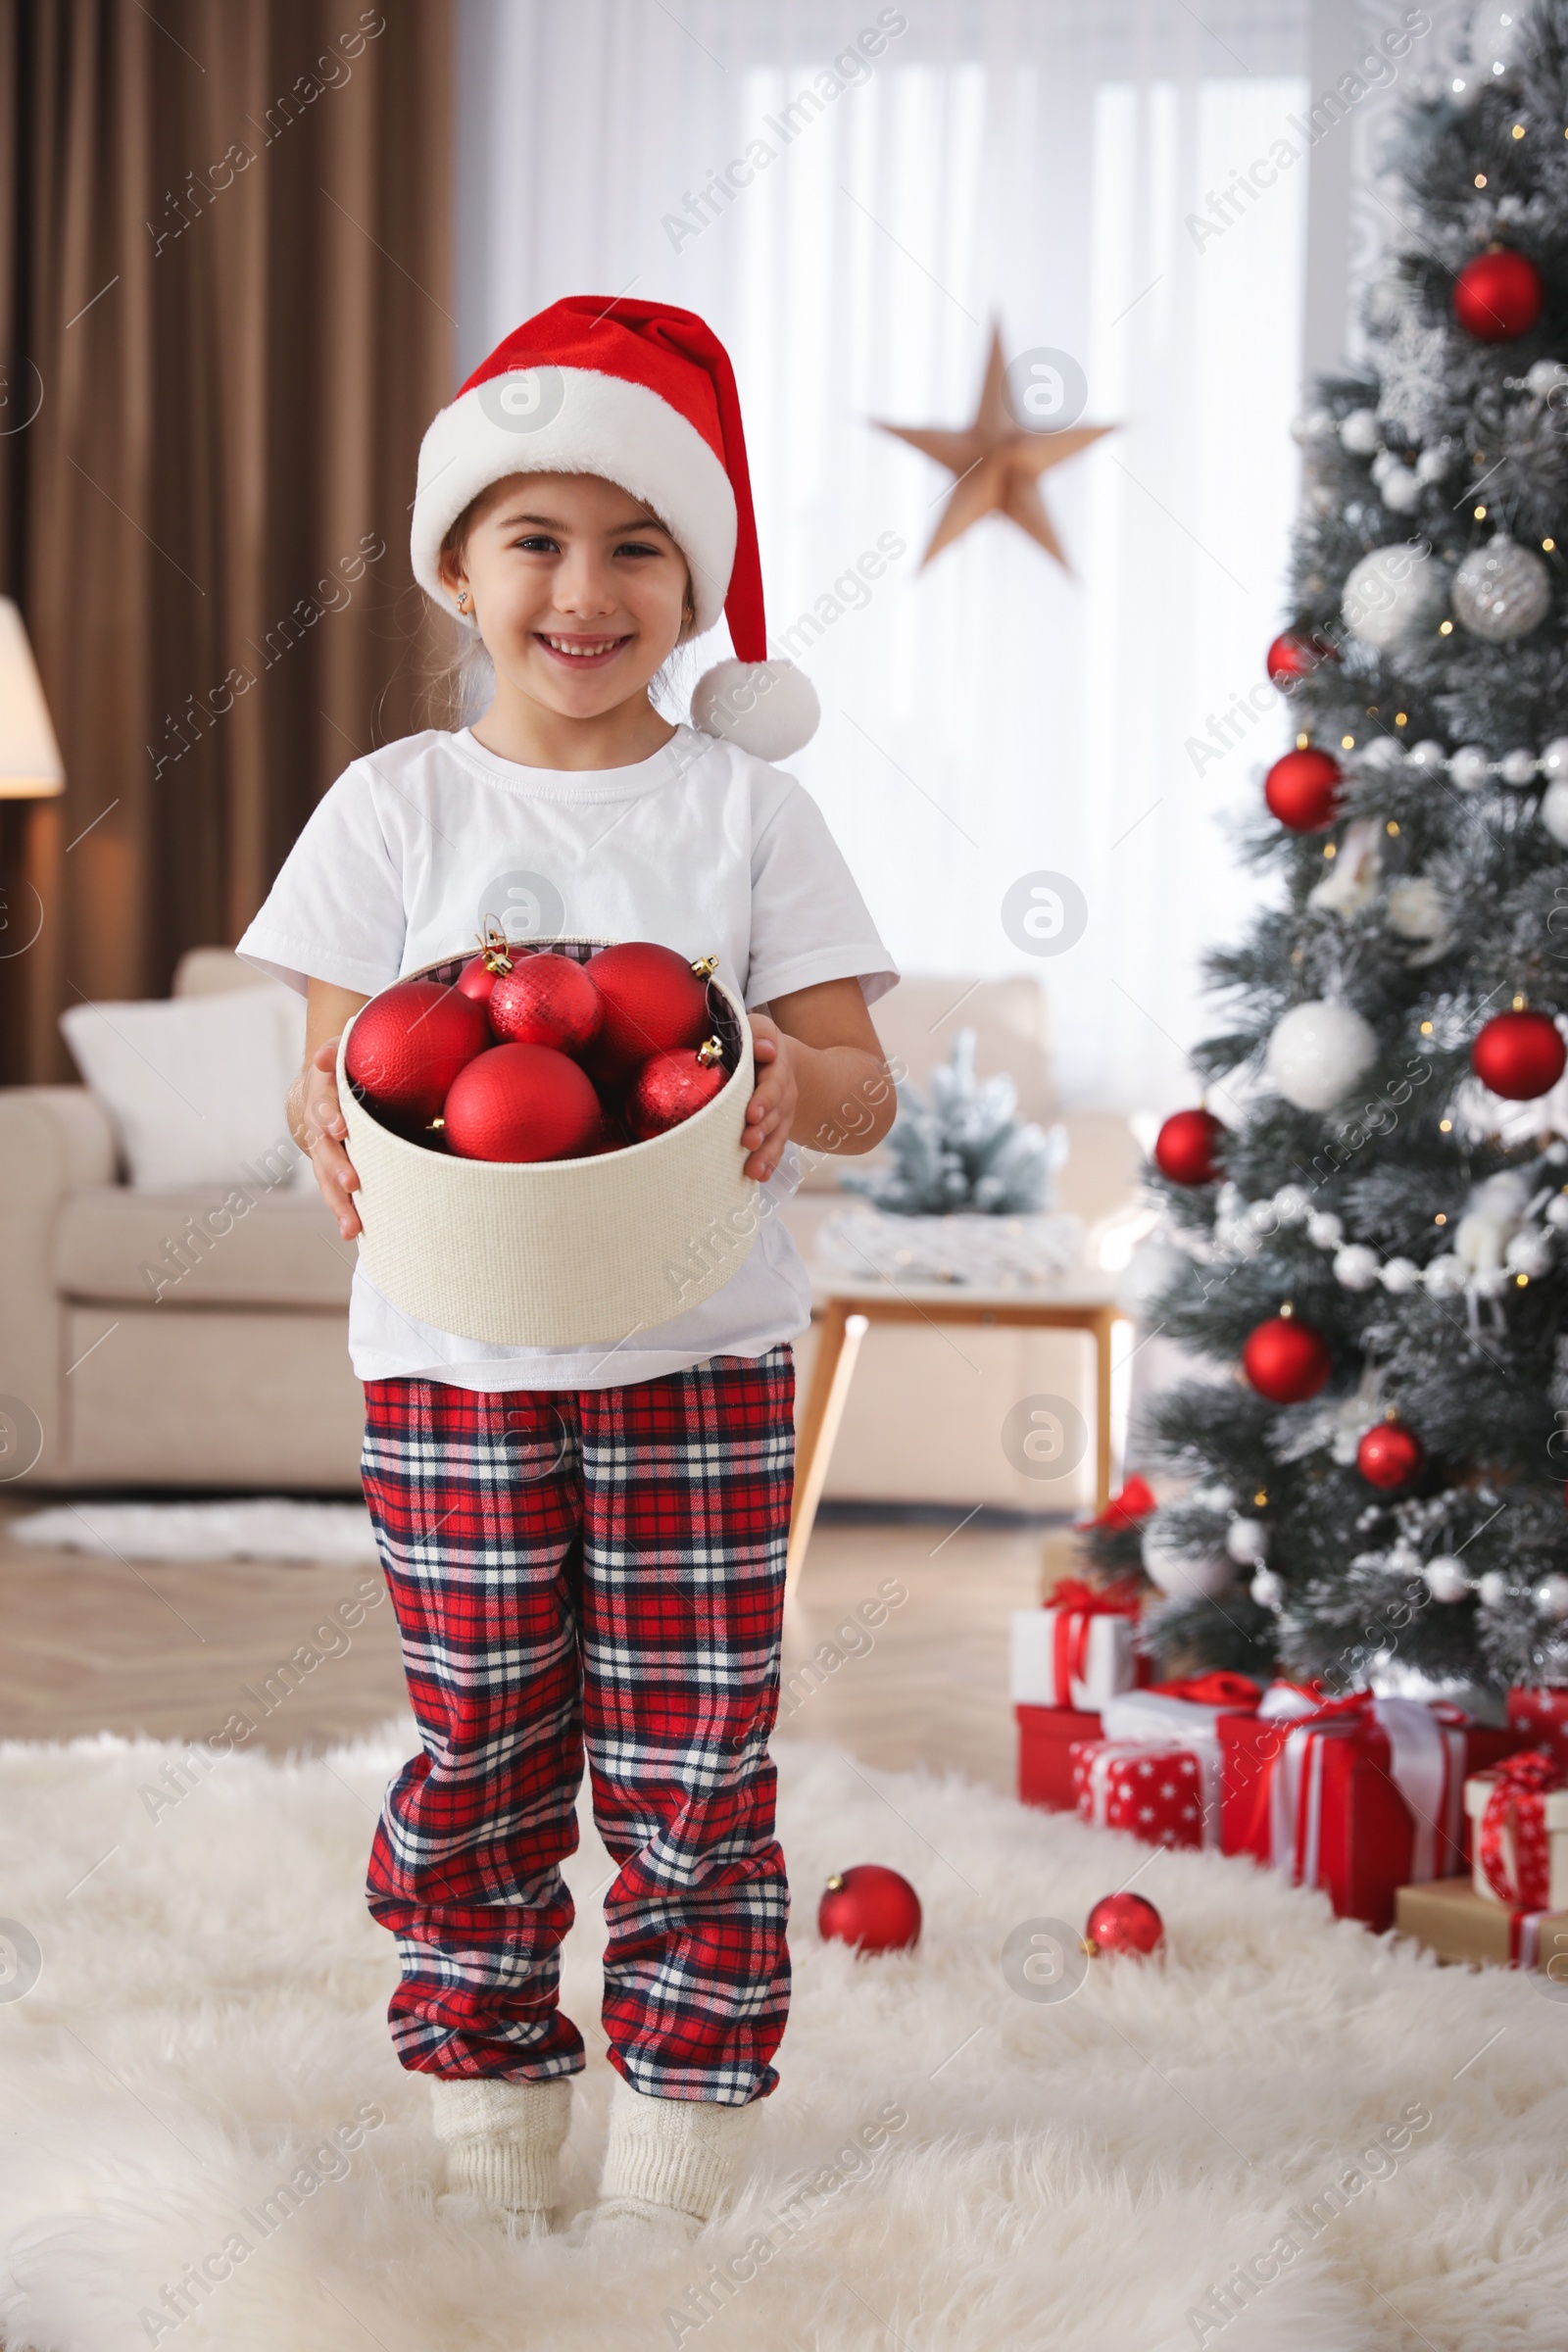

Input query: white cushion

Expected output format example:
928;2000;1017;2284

60;985;308;1192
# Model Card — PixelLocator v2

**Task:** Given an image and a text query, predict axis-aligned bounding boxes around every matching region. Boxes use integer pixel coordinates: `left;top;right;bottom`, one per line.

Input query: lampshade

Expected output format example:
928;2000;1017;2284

0;599;64;797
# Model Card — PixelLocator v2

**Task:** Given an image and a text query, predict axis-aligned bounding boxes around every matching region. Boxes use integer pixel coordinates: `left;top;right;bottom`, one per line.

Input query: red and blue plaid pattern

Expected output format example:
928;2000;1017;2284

360;1347;795;2106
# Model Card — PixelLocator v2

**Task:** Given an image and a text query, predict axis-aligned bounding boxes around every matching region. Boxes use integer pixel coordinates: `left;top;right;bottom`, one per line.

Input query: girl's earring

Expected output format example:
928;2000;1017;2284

456;590;471;614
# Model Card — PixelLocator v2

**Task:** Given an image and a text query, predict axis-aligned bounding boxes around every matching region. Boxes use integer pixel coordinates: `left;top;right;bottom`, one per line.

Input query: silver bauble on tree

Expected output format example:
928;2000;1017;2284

1451;534;1551;643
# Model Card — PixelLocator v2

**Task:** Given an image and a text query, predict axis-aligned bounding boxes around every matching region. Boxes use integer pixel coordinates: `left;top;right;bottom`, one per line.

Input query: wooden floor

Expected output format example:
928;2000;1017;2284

0;1497;1073;1797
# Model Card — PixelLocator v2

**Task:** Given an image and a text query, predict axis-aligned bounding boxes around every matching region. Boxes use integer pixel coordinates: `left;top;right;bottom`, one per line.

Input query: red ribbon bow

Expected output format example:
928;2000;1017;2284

1479;1747;1565;1912
1048;1579;1142;1699
1077;1475;1157;1533
1151;1671;1262;1711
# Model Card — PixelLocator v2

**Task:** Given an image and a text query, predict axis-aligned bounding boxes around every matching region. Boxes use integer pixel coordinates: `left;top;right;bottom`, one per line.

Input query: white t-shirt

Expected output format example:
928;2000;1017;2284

236;722;898;1390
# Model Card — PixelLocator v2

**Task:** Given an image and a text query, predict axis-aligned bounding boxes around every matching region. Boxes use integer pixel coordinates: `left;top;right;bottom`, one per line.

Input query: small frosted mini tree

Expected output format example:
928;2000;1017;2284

840;1028;1064;1216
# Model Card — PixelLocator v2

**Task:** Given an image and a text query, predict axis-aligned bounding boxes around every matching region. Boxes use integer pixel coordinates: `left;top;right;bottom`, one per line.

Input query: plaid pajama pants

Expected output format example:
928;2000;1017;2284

359;1346;795;2106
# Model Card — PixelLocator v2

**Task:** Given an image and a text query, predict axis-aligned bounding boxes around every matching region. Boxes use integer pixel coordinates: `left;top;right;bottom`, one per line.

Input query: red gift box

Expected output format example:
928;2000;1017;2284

1069;1739;1212;1849
1507;1688;1568;1777
1016;1703;1102;1810
1219;1692;1523;1930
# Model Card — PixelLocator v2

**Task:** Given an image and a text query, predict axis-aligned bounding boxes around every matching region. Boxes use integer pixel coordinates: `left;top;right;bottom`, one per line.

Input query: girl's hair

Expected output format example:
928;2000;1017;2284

425;480;700;731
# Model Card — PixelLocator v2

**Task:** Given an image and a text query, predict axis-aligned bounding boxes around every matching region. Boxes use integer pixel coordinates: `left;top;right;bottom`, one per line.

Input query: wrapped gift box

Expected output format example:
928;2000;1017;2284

1396;1876;1568;1975
1017;1703;1102;1811
1220;1694;1521;1931
1008;1580;1144;1712
1062;1676;1262;1850
1465;1755;1568;1910
1070;1739;1210;1849
1507;1688;1568;1776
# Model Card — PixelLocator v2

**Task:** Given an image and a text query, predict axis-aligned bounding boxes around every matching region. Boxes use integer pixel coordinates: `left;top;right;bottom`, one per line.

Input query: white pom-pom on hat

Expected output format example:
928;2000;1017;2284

691;659;820;761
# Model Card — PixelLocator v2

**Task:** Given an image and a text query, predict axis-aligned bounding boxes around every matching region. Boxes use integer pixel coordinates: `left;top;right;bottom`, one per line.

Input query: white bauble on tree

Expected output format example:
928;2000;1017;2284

1451;535;1552;644
1379;466;1423;514
1477;1569;1509;1609
1142;1528;1234;1600
1225;1518;1268;1565
1334;1244;1381;1290
1339;408;1381;455
1423;1556;1470;1603
1250;1567;1285;1609
1536;1574;1568;1623
1342;543;1446;650
1542;778;1568;845
1265;1001;1379;1111
1449;744;1491;792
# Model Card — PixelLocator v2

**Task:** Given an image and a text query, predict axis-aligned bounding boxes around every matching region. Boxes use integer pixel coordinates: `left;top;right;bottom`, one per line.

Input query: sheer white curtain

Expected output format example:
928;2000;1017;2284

455;0;1310;1111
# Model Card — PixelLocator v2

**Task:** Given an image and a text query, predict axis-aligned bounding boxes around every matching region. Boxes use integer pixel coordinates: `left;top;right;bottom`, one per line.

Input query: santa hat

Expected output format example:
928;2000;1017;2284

410;297;818;761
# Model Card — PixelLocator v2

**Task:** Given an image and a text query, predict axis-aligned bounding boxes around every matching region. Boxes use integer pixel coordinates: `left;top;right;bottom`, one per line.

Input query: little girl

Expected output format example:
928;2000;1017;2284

236;299;898;2253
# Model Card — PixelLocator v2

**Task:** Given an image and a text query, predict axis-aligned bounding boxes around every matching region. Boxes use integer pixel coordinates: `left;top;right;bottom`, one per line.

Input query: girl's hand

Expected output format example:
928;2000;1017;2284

742;1014;798;1180
299;1037;364;1239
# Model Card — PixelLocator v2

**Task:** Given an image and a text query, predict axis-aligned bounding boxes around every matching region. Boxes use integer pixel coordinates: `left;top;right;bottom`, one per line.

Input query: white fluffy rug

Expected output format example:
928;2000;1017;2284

9;1499;376;1566
1;1723;1563;2352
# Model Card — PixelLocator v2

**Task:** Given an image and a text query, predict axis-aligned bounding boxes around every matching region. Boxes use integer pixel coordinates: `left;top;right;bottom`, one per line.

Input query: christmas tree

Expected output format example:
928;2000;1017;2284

1128;0;1568;1703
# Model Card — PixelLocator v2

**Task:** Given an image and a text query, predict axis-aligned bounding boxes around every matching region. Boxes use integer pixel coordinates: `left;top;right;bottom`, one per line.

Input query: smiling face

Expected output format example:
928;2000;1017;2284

438;471;694;722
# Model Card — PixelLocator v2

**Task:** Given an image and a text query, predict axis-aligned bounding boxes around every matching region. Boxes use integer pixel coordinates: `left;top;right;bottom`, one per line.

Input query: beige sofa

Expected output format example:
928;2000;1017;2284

0;952;1138;1502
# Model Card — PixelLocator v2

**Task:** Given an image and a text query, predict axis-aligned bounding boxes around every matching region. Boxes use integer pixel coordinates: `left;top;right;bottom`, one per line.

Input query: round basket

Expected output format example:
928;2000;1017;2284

336;942;757;1348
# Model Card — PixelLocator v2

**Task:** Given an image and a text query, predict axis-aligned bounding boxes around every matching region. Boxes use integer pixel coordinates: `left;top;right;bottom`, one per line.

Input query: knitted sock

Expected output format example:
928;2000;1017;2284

594;2070;761;2229
429;2074;573;2219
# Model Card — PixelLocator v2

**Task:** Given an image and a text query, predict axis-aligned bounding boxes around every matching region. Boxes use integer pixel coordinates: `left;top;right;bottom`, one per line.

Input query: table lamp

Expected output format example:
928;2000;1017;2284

0;598;64;797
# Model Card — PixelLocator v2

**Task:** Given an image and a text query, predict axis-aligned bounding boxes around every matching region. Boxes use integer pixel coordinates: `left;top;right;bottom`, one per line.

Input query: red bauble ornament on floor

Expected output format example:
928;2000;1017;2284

456;926;514;1008
586;943;717;1081
1357;1418;1424;1491
1452;247;1544;341
1264;747;1343;831
1084;1892;1164;1958
1153;1107;1225;1186
441;1043;602;1162
818;1864;921;1955
1266;630;1339;687
626;1038;728;1139
1471;1009;1567;1101
488;952;602;1056
1243;1313;1332;1403
344;981;489;1120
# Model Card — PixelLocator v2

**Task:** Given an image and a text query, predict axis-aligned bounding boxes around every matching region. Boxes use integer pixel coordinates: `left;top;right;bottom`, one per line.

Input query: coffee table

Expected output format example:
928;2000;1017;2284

787;1272;1124;1595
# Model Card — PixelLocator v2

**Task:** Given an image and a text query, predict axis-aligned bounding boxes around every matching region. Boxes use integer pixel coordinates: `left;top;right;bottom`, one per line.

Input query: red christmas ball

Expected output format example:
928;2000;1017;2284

1084;1892;1164;1958
586;943;716;1082
1357;1418;1425;1491
1472;1009;1567;1102
344;981;489;1121
1266;630;1339;687
1453;247;1544;342
817;1864;921;1956
626;1041;729;1140
1153;1107;1225;1186
1243;1314;1332;1404
488;952;602;1057
1264;747;1343;832
456;939;514;1008
441;1043;602;1162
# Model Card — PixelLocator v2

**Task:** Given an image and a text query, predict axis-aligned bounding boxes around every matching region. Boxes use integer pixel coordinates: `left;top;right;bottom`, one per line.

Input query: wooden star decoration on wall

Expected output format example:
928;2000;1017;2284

875;326;1115;571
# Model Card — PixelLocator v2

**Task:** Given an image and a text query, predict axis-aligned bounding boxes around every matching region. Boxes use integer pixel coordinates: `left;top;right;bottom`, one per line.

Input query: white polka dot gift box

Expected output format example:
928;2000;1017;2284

1069;1739;1212;1851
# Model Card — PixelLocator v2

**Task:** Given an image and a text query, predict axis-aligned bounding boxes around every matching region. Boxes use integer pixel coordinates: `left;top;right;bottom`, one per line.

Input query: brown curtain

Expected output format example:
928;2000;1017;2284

0;0;455;1082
